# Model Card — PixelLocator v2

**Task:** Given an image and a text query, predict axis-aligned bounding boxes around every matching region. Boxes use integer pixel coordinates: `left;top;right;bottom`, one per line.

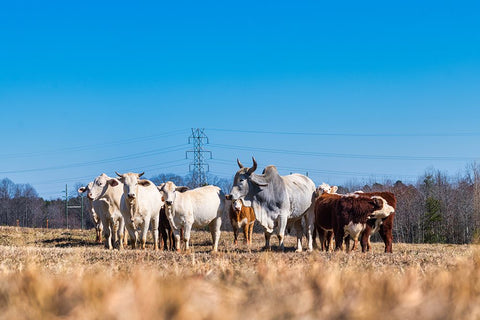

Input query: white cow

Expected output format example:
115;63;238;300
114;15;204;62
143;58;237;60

86;174;126;250
158;181;225;252
115;172;163;250
78;182;104;243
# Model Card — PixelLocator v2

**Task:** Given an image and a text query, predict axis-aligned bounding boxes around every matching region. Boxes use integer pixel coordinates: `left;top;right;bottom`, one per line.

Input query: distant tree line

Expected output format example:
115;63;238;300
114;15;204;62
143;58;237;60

0;173;232;231
1;166;480;244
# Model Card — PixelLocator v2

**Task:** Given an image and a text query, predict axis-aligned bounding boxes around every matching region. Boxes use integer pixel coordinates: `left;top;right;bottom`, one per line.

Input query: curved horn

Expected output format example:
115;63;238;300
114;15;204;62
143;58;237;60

115;171;123;178
247;157;257;174
237;158;244;169
138;172;145;178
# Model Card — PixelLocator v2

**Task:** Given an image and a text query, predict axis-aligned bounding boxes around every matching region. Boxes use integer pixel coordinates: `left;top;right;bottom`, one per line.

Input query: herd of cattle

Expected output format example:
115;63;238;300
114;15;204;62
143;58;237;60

78;157;396;253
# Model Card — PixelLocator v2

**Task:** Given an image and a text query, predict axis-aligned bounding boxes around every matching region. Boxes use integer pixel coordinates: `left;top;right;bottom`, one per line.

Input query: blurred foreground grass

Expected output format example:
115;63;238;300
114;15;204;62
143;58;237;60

0;226;479;319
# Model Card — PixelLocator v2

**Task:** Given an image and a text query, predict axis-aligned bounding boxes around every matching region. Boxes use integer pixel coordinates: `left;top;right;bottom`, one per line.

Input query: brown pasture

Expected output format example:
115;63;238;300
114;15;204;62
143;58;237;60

0;226;479;319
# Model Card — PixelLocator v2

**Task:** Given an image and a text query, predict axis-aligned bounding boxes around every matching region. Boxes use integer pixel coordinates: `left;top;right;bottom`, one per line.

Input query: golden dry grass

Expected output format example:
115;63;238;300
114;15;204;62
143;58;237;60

0;226;479;319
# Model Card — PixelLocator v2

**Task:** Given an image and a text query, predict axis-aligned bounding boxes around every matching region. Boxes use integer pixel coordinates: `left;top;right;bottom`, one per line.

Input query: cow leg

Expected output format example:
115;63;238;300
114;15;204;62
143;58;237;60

379;220;394;253
326;231;334;252
360;230;369;253
345;236;351;253
242;224;248;244
183;223;192;252
117;217;125;250
125;222;137;249
98;221;103;243
95;222;101;243
294;219;304;253
248;222;254;246
319;228;326;251
312;226;318;250
305;205;315;252
168;229;174;251
334;228;345;251
140;221;149;250
160;225;168;251
209;217;221;252
173;228;181;252
263;231;272;251
150;216;159;251
104;217;114;250
277;215;288;252
351;238;358;252
232;220;239;246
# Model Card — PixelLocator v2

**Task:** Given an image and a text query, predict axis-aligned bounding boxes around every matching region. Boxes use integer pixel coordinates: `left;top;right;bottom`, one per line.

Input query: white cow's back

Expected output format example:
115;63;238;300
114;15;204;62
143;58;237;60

283;174;316;219
175;185;224;227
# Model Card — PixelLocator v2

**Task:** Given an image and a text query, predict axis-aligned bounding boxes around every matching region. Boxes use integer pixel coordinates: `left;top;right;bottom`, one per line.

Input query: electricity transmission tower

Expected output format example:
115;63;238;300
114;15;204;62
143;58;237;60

186;128;212;187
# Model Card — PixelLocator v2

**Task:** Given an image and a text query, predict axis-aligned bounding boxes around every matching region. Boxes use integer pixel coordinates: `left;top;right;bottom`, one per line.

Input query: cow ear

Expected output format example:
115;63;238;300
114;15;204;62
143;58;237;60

175;186;189;192
331;186;338;193
108;179;119;187
250;174;268;187
138;179;151;187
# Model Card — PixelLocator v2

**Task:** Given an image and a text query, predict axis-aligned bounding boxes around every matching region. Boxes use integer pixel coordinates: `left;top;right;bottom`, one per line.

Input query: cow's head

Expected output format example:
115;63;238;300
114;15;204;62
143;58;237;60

78;181;93;196
229;157;269;200
231;198;245;222
157;181;188;229
368;196;393;219
115;171;150;203
88;174;120;201
316;183;339;197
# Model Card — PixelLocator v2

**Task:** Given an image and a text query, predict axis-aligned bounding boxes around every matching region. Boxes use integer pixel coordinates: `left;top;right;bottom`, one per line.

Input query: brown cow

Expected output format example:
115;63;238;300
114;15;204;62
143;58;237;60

314;193;340;251
159;206;176;251
357;191;396;253
229;198;256;246
333;195;384;252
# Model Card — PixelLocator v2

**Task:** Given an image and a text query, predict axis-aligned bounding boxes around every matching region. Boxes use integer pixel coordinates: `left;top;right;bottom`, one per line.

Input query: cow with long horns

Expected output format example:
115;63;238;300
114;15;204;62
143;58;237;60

228;157;316;252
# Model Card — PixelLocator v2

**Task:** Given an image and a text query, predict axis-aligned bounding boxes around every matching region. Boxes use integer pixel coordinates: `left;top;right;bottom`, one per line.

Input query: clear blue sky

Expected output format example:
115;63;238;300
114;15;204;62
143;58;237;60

1;1;479;199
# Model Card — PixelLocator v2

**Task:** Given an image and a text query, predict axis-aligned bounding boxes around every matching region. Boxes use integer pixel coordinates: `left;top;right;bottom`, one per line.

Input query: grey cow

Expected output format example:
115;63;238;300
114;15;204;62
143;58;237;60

228;157;316;252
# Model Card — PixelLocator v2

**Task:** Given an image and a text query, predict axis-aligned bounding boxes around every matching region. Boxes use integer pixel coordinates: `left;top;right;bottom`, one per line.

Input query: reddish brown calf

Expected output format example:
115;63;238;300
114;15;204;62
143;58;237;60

229;199;256;246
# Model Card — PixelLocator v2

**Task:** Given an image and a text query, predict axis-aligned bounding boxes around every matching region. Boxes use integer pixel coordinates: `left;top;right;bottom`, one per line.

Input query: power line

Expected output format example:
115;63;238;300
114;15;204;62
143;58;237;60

206;128;480;137
209;143;480;162
0;144;188;174
0;129;187;159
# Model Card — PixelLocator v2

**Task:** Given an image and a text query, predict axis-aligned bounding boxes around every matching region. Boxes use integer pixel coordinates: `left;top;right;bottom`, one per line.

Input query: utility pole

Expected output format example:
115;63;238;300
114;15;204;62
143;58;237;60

64;184;83;229
186;128;212;187
65;184;68;229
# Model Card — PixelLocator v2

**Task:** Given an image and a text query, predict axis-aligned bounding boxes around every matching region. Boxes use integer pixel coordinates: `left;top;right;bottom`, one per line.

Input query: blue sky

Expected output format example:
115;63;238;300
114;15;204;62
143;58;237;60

1;1;479;199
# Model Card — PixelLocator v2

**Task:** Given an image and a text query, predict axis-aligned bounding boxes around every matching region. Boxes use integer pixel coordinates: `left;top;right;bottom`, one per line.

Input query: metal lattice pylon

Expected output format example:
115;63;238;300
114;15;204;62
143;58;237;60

186;128;212;187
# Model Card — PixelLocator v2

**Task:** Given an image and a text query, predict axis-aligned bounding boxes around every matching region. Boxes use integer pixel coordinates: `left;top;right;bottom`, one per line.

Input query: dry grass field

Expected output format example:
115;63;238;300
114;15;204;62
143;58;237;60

0;226;479;320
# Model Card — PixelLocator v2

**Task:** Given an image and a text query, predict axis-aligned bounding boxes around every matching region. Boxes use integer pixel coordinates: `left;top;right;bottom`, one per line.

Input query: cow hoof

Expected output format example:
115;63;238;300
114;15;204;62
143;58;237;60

295;248;303;253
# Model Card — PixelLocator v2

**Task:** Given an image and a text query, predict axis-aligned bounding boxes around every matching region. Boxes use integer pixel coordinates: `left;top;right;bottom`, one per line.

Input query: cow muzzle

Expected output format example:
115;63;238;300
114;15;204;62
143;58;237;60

165;200;173;206
128;193;136;200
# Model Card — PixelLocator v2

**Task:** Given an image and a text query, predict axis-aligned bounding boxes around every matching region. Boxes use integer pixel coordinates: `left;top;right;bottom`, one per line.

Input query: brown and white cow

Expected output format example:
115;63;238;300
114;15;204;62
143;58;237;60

333;194;385;252
356;191;396;253
229;198;256;246
313;183;340;251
